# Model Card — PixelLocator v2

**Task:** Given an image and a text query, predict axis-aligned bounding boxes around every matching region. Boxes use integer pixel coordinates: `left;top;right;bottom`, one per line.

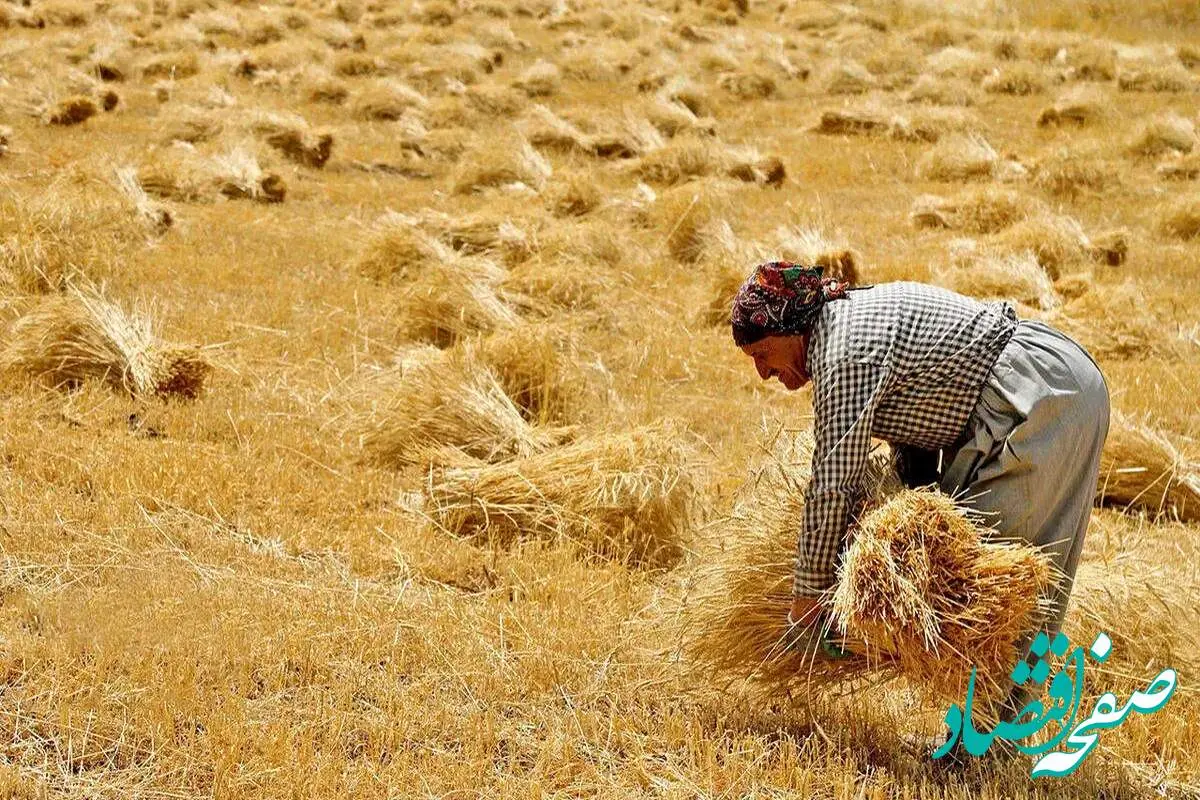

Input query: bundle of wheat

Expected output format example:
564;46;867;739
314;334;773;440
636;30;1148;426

1117;62;1195;92
915;134;999;181
513;59;561;97
1127;114;1195;158
504;221;627;311
395;251;519;347
681;429;897;693
981;62;1047;95
1037;85;1107;127
718;69;777;99
1157;195;1200;240
405;208;540;266
906;75;978;106
136;146;285;204
633;135;728;186
934;248;1060;311
909;187;1035;233
1;291;210;398
353;215;454;282
773;226;861;284
463;323;591;425
427;423;691;568
1157;151;1200;180
352;350;546;469
452;133;551;194
809;107;893;137
652;178;736;263
43;95;97;126
246;112;334;168
821;60;876;95
1031;146;1116;198
1050;282;1174;361
833;490;1055;703
725;152;787;187
684;427;1055;705
1098;412;1200;522
992;213;1093;279
350;80;428;121
517;104;592;155
113;167;172;235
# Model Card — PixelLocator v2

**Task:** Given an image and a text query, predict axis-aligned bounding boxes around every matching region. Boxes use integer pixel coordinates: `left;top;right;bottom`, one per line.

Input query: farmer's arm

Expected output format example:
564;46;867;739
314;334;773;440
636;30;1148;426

794;360;888;599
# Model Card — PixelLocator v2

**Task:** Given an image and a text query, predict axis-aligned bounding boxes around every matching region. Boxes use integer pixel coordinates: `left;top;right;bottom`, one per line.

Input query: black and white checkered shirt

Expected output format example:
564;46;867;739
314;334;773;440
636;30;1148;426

797;282;1018;597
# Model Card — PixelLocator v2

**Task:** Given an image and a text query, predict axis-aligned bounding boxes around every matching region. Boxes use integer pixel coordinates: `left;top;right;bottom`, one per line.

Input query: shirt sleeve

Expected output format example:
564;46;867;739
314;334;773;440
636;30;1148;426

794;359;889;597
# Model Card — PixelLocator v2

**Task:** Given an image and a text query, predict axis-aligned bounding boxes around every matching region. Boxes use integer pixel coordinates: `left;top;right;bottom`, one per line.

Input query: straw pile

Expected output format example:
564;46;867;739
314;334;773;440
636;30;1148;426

933;248;1060;311
1037;86;1107;127
915;134;999;181
909;187;1035;233
1157;195;1200;240
832;490;1055;702
1051;282;1174;361
2;292;210;399
427;423;691;567
683;428;1055;704
246;112;334;169
1126;114;1195;158
44;95;97;126
452;133;551;195
1098;411;1200;522
353;349;549;469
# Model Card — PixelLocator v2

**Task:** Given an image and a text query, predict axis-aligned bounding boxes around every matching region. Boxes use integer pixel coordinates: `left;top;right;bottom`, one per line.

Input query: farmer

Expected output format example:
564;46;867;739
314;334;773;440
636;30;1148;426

731;261;1110;732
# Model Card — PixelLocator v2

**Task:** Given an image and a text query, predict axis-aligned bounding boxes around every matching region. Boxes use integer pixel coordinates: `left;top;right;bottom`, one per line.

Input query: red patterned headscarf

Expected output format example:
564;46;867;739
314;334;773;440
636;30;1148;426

730;262;849;347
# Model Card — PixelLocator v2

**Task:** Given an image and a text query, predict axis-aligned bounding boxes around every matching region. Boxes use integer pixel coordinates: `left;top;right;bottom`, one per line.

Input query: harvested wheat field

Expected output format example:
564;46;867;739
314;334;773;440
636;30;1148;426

0;0;1199;796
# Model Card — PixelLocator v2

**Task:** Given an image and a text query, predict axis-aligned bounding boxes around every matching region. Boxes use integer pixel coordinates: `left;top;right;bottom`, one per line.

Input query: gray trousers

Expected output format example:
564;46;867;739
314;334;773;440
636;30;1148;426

938;320;1110;718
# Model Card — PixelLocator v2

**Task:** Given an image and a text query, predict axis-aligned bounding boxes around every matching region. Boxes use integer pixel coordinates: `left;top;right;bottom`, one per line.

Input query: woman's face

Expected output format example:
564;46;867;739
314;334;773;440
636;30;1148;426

740;334;810;391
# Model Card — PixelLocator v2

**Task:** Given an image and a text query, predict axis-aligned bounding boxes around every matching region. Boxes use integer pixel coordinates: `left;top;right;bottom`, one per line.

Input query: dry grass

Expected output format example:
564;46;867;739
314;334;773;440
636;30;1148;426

1099;412;1200;521
1;291;210;399
427;423;692;567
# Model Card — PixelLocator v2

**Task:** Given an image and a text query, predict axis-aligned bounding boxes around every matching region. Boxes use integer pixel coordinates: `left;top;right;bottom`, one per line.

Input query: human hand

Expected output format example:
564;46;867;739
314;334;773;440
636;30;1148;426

787;595;825;628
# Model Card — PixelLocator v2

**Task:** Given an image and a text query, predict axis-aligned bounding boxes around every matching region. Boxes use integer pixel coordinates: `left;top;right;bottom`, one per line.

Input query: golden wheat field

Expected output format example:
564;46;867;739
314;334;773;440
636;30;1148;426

2;0;1200;795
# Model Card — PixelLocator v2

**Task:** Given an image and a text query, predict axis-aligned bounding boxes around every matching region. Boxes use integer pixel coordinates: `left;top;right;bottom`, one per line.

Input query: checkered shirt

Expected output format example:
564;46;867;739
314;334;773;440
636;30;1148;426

795;282;1019;597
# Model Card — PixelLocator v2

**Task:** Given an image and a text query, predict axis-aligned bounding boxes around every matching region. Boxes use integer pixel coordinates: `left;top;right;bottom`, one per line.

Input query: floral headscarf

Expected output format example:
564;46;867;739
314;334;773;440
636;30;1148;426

730;262;849;347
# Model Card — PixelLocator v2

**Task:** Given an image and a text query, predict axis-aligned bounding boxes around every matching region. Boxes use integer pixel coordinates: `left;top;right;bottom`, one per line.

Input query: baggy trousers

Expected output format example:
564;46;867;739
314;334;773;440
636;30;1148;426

938;319;1110;719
